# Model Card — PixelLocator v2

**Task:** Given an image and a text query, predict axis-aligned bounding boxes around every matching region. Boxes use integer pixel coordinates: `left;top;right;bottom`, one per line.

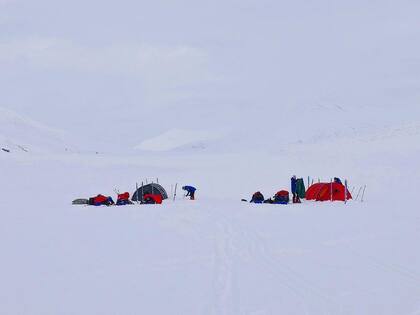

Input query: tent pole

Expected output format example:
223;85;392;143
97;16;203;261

344;179;348;204
141;181;144;202
330;178;333;202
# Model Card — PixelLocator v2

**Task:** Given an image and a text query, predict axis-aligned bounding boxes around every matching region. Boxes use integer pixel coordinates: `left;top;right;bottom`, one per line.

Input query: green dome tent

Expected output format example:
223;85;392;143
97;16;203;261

132;183;168;202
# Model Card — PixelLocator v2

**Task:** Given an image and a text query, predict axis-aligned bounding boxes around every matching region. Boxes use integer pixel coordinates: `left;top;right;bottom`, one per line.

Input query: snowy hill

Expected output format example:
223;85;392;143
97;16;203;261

134;104;420;155
135;128;223;152
0;107;71;154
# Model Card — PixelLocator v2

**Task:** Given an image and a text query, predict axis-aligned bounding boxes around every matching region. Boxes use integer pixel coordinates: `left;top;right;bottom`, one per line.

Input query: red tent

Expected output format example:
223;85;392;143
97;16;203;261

306;182;352;201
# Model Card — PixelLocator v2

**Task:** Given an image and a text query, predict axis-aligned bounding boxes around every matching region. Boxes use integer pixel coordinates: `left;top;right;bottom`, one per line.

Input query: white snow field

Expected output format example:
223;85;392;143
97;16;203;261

1;118;420;314
1;0;420;314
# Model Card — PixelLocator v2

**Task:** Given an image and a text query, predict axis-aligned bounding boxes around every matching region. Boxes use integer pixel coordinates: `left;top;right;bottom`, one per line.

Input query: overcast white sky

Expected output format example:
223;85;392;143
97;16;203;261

1;0;419;147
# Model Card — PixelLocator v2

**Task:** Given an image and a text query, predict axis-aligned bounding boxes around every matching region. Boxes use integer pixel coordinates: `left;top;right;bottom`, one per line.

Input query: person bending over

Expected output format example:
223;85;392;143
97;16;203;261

182;185;197;200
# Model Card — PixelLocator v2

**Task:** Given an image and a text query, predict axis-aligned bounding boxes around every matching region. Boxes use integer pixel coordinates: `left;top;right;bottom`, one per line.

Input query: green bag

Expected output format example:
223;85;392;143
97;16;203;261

296;178;306;199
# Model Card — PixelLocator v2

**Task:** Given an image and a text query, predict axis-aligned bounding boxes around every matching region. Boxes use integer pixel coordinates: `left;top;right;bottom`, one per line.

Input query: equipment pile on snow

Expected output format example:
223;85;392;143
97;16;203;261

116;192;133;205
273;190;290;204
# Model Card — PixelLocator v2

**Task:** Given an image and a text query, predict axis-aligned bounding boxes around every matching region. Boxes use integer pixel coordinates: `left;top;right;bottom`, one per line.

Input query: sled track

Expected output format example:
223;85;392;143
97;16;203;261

212;220;235;315
207;209;343;315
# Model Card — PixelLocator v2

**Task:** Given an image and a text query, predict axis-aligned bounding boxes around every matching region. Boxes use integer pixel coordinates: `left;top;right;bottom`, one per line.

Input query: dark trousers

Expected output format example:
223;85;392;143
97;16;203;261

187;191;195;200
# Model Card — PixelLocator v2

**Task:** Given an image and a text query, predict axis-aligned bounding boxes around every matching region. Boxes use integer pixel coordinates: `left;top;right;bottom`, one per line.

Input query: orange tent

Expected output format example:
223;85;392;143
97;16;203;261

306;182;352;201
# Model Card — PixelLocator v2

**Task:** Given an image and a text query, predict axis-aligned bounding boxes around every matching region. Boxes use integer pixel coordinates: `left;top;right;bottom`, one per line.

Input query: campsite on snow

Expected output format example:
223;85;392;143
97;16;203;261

1;0;420;314
71;177;362;206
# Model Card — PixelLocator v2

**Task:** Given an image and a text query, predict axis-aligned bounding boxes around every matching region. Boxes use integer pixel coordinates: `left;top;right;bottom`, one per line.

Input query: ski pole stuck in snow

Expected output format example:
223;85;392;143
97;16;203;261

361;185;366;202
355;186;362;201
173;183;177;201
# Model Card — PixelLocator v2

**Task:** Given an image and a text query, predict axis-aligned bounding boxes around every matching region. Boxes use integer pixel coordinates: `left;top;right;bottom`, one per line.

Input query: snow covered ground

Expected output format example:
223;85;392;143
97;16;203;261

1;0;420;313
1;121;420;314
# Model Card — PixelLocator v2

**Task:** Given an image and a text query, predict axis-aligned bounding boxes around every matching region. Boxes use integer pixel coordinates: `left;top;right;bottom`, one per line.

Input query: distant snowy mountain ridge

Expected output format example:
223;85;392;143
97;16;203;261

0;106;69;153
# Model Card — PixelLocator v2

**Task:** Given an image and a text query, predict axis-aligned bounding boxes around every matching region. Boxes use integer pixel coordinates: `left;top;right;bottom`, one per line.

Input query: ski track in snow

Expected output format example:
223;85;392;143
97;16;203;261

241;219;339;315
199;204;420;315
212;218;235;315
208;209;342;315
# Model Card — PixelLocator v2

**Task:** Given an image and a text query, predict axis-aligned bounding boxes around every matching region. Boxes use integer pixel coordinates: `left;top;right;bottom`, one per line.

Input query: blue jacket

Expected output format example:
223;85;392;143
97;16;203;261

291;177;297;193
183;186;196;193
